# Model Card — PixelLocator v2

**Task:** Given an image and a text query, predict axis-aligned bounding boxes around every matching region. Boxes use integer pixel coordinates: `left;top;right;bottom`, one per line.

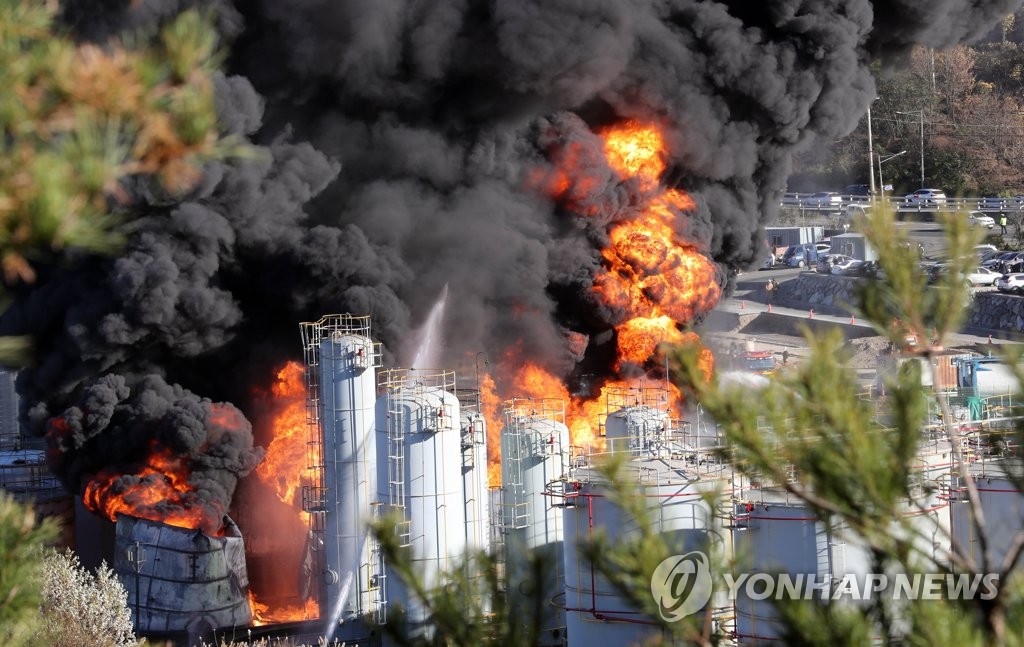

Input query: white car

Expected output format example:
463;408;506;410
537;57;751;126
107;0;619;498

801;191;843;209
966;266;1001;286
831;258;864;276
995;273;1024;294
966;211;995;228
905;188;947;207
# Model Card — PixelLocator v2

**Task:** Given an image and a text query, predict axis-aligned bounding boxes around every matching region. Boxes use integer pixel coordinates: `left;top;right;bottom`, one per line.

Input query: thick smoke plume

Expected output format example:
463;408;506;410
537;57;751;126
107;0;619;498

6;0;1020;511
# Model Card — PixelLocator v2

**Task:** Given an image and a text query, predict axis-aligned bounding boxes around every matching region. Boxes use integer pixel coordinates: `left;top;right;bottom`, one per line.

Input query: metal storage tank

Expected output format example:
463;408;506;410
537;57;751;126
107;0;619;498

603;404;668;455
460;406;490;553
732;494;872;645
560;456;720;646
501;398;570;646
950;466;1024;569
556;385;732;646
113;514;252;639
376;369;467;628
0;449;74;549
0;368;19;450
300;313;385;634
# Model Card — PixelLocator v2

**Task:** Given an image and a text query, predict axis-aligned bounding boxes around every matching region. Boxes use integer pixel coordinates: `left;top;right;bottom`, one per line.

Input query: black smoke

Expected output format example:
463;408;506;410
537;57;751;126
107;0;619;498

6;0;1020;506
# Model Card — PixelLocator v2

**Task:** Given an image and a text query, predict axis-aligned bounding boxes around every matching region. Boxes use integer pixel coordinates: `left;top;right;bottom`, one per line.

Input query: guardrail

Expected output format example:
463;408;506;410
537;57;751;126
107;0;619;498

780;194;1024;215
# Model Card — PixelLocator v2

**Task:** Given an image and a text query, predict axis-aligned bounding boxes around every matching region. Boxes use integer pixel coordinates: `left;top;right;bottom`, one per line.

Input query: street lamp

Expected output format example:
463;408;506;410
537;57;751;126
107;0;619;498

896;110;925;188
878;150;907;204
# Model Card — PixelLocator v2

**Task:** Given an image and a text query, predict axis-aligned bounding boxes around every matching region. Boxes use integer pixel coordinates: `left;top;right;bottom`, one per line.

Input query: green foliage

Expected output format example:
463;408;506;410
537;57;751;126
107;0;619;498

0;492;58;647
0;0;243;366
371;512;539;646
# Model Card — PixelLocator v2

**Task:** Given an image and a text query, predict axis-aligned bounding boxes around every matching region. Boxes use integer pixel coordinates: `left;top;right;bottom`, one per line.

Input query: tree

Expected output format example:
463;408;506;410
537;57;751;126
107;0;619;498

0;492;58;647
0;0;239;364
37;551;136;647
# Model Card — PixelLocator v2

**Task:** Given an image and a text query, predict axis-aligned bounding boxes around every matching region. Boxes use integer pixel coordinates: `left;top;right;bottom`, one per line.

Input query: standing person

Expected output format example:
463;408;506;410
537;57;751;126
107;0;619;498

1000;214;1008;235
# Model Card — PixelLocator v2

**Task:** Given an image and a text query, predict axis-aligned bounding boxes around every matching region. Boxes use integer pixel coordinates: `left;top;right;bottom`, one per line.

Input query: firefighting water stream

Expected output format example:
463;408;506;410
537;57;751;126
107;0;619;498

405;284;450;370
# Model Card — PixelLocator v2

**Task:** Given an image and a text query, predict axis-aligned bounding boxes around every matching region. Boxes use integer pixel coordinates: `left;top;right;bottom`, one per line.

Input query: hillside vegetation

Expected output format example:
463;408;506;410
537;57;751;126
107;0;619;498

792;12;1024;196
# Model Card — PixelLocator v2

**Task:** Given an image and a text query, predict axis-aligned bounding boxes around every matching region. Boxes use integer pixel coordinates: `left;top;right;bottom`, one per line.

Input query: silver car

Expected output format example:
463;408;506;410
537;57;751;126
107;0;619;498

904;188;947;207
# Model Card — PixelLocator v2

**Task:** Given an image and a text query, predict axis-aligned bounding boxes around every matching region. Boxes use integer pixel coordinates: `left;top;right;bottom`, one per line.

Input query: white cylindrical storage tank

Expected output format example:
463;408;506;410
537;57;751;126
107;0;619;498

319;331;379;625
732;501;825;644
902;444;954;570
461;410;490;554
951;472;1024;568
561;457;717;647
501;398;570;646
603;405;668;455
376;370;467;627
732;496;871;645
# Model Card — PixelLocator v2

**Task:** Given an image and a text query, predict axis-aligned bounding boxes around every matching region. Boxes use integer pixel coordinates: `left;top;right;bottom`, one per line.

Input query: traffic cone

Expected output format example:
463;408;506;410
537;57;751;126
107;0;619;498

741;300;745;310
809;308;814;320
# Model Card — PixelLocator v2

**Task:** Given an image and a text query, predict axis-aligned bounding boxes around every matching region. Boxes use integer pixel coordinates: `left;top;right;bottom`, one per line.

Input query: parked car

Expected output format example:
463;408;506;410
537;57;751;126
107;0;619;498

979;196;1007;211
781;245;811;268
996;273;1024;294
843;184;871;203
982;251;1024;272
975;244;999;254
966;211;995;229
816;254;850;274
801;191;843;209
831;258;864;276
966;266;1001;286
780;192;803;207
904;188;947;207
931;264;1001;286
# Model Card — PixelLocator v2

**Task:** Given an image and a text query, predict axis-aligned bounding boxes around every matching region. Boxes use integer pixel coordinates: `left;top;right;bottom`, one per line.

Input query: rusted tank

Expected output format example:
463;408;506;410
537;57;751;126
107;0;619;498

113;514;252;639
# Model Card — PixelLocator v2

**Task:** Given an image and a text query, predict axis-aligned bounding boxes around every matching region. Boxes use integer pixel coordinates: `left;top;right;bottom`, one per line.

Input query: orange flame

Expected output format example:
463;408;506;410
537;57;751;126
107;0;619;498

482;120;720;480
596;121;721;357
480;373;503;487
248;360;318;622
255;361;310;523
249;591;318;626
82;440;219;535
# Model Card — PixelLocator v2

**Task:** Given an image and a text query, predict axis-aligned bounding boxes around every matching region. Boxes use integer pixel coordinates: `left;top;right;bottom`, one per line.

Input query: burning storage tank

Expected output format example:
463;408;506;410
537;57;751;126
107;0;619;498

500;398;570;644
558;386;728;647
376;369;468;628
113;514;252;639
299;314;385;635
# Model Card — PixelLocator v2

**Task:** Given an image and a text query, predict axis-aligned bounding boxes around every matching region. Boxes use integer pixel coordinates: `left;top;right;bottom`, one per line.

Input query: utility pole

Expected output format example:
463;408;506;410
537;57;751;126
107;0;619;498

867;105;876;197
898;110;925;188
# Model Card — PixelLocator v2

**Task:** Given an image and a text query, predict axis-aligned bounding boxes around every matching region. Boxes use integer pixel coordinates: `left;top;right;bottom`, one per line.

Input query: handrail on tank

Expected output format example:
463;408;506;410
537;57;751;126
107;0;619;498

377;368;457;396
502;397;566;424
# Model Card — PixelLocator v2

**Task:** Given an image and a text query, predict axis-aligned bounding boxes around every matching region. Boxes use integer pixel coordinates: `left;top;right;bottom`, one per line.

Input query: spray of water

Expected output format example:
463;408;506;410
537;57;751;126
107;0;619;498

406;285;449;370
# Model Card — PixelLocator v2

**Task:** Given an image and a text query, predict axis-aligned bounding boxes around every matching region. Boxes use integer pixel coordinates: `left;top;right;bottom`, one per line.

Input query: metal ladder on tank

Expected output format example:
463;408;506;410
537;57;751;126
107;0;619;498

387;395;412;547
502;414;530;530
817;522;836;592
368;502;388;624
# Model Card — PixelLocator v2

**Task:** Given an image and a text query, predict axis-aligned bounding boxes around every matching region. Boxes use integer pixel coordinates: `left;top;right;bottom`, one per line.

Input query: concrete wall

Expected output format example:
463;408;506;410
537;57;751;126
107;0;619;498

771;273;1024;336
